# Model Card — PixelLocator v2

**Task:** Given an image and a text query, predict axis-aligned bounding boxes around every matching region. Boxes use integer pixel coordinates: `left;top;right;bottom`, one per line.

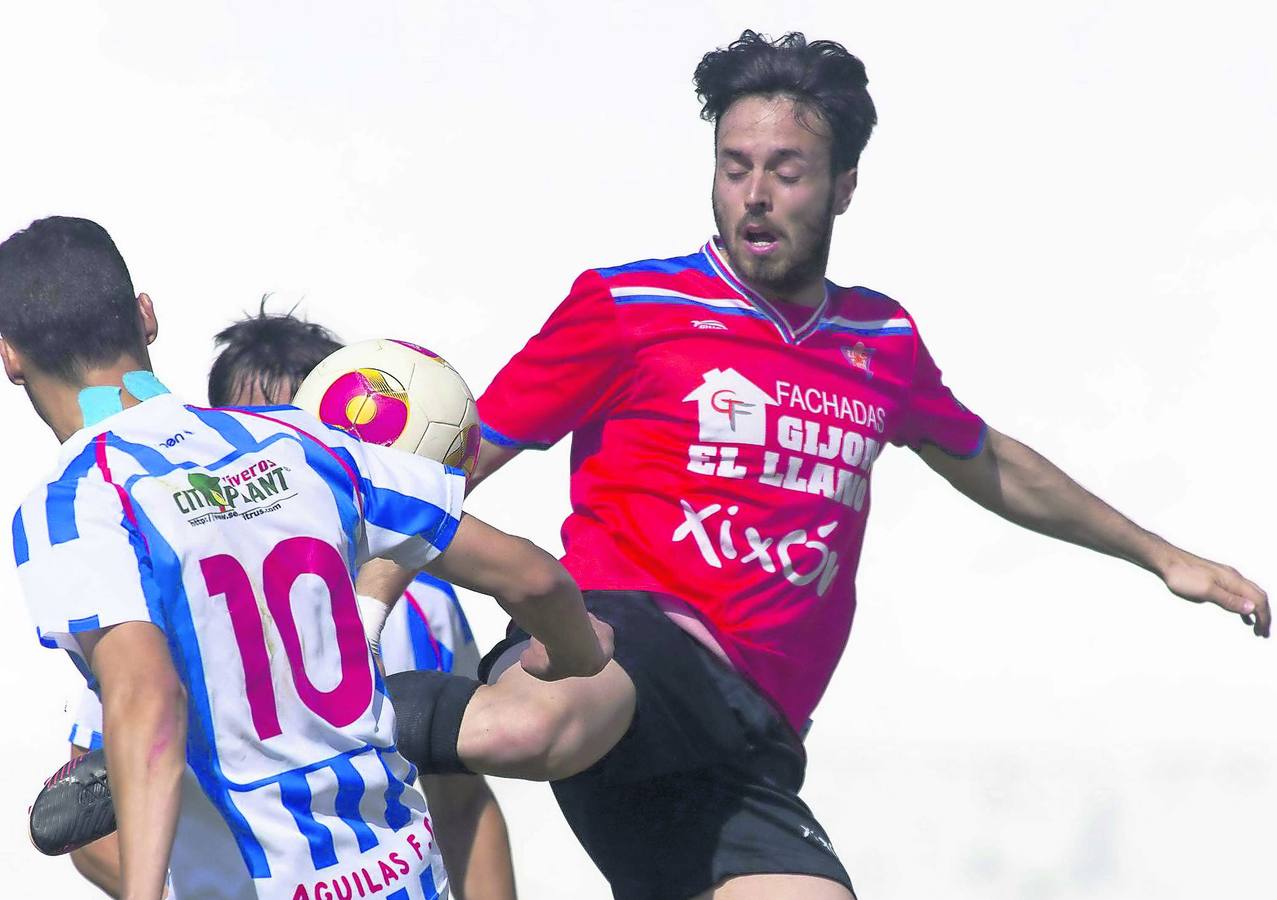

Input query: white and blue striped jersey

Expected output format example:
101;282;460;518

70;572;480;747
380;573;480;681
14;392;458;900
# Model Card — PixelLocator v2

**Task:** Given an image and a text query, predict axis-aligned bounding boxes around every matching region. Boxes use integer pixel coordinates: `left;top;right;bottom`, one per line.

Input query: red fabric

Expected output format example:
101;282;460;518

479;243;985;729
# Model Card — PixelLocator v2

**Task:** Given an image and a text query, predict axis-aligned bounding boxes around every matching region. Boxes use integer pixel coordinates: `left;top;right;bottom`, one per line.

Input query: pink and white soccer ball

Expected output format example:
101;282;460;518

292;338;481;476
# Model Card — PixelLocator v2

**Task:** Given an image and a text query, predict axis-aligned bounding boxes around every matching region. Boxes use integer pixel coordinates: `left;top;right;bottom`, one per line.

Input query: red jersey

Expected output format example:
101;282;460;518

478;239;985;730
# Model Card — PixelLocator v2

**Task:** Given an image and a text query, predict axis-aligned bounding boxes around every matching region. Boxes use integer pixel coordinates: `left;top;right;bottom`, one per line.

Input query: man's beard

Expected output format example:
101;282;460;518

714;193;836;298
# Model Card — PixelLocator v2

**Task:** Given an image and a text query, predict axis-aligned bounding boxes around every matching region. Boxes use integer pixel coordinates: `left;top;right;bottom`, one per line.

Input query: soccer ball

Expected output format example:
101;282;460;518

292;338;481;476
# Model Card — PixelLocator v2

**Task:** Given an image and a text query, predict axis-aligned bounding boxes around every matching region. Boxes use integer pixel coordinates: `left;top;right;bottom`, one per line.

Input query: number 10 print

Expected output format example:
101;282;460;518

200;537;373;740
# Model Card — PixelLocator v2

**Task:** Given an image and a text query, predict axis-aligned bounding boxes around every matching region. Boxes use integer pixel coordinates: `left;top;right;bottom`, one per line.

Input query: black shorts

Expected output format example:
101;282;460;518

480;590;854;900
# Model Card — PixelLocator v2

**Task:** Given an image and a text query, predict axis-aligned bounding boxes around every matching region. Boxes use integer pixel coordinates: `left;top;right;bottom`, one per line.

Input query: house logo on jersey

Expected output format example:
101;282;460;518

171;458;294;525
683;368;777;445
841;342;874;378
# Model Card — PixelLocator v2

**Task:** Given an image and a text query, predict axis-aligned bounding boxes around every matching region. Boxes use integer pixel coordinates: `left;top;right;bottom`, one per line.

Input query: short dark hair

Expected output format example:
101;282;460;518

694;30;878;172
207;300;342;406
0;216;145;381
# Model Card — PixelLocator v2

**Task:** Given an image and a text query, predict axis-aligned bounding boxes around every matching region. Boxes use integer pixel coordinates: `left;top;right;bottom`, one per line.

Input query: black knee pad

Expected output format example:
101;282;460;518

385;670;481;775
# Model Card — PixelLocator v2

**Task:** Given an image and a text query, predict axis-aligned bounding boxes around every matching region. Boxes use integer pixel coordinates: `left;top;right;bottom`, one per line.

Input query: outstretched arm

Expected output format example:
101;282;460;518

354;438;522;615
918;426;1270;637
80;622;187;900
424;512;610;679
468;438;520;494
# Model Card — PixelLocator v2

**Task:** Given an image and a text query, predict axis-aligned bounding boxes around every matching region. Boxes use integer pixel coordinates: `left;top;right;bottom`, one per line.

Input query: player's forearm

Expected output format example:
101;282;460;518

426;515;605;674
940;428;1177;576
103;683;186;900
465;438;519;495
356;557;417;605
494;545;603;671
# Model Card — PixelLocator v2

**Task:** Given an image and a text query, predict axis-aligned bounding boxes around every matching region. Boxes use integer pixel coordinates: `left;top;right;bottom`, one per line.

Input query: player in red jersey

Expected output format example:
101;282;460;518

364;30;1269;900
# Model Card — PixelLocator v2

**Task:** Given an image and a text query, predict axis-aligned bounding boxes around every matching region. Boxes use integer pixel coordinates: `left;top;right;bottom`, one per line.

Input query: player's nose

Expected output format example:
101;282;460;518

744;172;771;212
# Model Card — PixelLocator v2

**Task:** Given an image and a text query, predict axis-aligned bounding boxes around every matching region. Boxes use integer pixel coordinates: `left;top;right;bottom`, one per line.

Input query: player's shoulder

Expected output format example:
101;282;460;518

15;431;115;523
824;282;919;336
579;245;727;299
11;445;138;569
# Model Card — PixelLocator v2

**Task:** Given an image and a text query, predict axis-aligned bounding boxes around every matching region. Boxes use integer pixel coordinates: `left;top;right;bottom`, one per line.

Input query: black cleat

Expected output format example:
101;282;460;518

29;748;117;856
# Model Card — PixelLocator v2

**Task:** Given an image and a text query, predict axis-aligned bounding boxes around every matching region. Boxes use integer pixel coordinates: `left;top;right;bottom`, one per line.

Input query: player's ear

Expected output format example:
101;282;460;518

0;337;26;386
833;168;857;216
137;293;159;345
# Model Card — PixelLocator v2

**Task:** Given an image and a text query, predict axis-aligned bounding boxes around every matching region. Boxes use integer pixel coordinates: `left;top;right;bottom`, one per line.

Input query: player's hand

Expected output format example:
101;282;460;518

519;614;614;681
1161;552;1270;637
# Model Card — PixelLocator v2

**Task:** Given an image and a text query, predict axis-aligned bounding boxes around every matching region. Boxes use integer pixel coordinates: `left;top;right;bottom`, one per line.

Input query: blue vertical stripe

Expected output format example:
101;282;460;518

331;756;380;853
11;509;28;566
124;497;269;877
374;749;413;832
405;603;441;672
278;770;338;870
45;443;97;545
386;889;410;900
420;867;441;900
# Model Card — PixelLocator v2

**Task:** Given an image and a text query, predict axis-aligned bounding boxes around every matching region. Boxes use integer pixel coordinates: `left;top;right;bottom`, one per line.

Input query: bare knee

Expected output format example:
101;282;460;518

458;685;571;779
458;662;636;781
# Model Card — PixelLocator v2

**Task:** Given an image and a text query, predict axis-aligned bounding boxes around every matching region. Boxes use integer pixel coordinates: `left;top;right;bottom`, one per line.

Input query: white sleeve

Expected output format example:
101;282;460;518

262;407;467;570
68;686;104;750
346;439;467;570
13;476;161;661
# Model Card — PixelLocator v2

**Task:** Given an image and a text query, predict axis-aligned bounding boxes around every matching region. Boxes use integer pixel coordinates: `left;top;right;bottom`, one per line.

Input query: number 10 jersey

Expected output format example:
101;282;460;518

12;392;461;900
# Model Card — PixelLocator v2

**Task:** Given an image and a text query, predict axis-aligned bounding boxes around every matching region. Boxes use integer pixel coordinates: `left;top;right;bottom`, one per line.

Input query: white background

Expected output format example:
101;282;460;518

1;2;1273;898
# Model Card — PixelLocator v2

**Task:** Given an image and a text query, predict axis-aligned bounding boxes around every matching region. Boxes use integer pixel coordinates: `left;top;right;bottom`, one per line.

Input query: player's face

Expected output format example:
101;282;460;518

712;94;857;300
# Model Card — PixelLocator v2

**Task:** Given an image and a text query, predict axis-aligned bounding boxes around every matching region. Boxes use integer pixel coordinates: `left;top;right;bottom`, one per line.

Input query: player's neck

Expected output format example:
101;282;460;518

750;276;827;310
716;238;829;310
30;356;154;443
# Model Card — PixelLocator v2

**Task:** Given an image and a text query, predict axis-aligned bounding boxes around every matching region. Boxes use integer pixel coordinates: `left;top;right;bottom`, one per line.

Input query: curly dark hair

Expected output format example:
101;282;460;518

694;30;878;172
207;298;342;406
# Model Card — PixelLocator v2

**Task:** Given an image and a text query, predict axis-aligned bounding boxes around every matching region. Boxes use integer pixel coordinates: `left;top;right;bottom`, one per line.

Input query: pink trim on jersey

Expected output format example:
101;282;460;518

93;433;148;549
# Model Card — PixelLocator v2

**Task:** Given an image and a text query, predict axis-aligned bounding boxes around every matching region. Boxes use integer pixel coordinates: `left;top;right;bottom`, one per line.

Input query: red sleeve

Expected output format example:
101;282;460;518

478;270;632;450
892;316;986;458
